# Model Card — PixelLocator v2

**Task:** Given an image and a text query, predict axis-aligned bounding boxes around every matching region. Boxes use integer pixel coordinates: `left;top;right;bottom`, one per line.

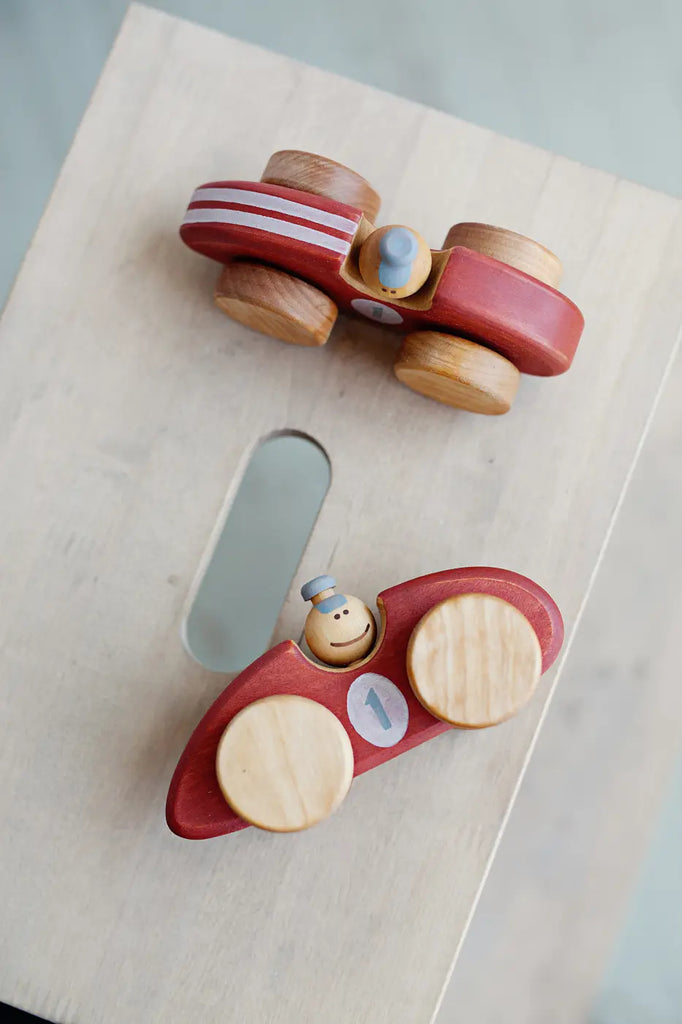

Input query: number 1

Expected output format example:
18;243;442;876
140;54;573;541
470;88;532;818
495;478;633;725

365;687;391;730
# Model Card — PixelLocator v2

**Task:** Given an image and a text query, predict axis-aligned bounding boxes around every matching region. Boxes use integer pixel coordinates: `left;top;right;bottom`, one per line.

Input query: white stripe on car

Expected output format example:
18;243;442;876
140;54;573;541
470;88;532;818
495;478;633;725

188;187;358;234
182;206;352;255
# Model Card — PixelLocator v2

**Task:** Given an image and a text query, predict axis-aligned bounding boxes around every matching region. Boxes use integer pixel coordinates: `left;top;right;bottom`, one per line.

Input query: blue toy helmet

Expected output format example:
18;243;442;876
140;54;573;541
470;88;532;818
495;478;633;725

300;574;347;614
378;227;419;289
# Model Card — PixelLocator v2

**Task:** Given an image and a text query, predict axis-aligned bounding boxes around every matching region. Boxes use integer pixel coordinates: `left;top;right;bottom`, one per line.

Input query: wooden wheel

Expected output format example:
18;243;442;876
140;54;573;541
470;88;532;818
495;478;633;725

394;331;520;415
261;150;381;221
215;695;354;832
443;222;562;288
214;261;337;346
407;593;542;728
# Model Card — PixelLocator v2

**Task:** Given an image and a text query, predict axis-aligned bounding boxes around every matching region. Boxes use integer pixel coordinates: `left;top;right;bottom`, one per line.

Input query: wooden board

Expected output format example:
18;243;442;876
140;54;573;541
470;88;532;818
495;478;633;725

1;5;682;1023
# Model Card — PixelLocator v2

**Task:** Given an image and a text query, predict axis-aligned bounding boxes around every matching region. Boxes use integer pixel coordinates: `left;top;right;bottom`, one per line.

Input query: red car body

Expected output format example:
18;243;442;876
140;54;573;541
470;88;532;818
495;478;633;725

180;181;584;376
167;567;563;840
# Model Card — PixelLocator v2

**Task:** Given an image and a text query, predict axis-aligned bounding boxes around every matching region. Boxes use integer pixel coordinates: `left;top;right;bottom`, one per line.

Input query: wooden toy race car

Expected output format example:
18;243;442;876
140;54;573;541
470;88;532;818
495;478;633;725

180;150;584;415
167;567;563;838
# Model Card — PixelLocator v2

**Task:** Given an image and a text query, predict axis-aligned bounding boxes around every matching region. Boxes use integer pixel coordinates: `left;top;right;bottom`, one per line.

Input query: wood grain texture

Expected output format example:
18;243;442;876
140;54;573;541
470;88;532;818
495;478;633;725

394;331;520;413
214;260;337;346
443;222;563;288
215;695;354;832
262;148;382;221
407;594;542;727
1;6;682;1024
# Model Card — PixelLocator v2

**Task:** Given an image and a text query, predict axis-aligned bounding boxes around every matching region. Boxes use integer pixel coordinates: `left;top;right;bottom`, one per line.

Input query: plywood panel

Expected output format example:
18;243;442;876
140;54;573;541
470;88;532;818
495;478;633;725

1;6;682;1023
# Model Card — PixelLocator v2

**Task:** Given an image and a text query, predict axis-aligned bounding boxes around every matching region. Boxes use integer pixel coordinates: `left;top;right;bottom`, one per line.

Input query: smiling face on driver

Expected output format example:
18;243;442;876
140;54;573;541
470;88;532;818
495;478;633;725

304;593;377;667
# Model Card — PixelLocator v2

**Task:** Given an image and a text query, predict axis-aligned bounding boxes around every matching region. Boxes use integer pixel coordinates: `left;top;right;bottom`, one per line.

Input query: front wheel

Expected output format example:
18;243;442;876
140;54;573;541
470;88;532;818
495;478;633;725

407;593;542;728
215;695;354;832
394;331;520;415
214;261;338;347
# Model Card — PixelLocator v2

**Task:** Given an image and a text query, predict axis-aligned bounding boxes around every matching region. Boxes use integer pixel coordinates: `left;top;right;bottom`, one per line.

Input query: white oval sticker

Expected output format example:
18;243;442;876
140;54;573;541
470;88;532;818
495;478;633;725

346;673;409;747
350;298;404;325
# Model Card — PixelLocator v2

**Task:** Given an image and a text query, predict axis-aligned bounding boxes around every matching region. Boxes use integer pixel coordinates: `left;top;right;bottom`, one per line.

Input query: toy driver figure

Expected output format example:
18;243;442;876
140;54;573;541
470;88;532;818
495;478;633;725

300;575;377;666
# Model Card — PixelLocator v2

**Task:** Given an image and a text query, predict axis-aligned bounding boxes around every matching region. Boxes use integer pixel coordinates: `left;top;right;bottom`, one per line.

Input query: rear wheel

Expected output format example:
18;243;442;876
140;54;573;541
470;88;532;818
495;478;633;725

407;593;542;728
262;150;381;221
215;695;354;832
443;222;562;288
394;330;520;415
214;261;337;347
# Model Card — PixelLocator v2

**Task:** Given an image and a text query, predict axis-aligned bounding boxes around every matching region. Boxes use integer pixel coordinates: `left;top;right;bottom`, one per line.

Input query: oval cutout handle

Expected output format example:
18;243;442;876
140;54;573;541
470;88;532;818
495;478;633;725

183;433;330;674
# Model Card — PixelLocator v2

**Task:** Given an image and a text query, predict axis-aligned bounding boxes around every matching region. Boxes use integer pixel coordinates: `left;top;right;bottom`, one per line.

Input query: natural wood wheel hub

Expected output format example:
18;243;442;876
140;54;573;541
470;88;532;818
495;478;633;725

215;695;354;832
407;593;542;727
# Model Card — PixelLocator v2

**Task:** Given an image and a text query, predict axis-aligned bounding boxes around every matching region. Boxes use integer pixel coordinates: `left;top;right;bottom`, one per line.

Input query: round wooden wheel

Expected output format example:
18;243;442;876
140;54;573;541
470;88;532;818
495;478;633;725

394;331;520;415
261;150;381;221
214;261;338;347
407;593;542;728
443;222;562;288
215;695;354;832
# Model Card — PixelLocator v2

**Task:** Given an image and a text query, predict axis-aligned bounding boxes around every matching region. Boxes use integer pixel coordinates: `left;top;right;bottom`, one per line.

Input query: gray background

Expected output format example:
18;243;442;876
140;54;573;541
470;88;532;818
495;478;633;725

2;2;681;1020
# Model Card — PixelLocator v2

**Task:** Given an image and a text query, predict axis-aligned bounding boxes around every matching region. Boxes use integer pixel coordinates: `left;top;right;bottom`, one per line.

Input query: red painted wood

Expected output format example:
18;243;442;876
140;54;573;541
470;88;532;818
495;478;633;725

180;180;584;376
166;567;563;840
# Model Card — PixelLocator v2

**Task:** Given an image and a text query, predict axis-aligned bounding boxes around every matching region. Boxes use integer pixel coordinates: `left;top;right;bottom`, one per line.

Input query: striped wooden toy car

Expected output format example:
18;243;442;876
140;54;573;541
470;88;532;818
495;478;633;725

180;150;584;415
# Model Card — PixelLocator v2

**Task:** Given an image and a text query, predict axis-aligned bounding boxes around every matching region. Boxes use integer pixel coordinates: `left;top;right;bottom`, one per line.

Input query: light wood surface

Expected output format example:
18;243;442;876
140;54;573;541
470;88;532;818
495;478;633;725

215;260;337;346
262;148;381;221
394;331;520;413
443;222;563;287
2;6;682;1024
358;224;432;297
215;695;354;831
407;594;542;727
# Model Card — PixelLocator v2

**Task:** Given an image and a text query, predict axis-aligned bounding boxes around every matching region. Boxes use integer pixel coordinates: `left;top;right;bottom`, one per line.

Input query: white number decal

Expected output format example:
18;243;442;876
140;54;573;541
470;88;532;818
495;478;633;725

346;673;409;747
350;298;404;325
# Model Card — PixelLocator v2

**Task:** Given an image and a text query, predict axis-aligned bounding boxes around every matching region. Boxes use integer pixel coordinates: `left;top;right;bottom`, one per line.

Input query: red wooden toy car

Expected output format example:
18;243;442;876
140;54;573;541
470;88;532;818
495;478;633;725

180;150;584;415
167;567;563;838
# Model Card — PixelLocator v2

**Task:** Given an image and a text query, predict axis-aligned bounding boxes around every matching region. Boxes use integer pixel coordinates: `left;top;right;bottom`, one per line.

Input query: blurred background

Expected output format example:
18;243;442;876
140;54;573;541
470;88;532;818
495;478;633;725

2;2;681;1022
